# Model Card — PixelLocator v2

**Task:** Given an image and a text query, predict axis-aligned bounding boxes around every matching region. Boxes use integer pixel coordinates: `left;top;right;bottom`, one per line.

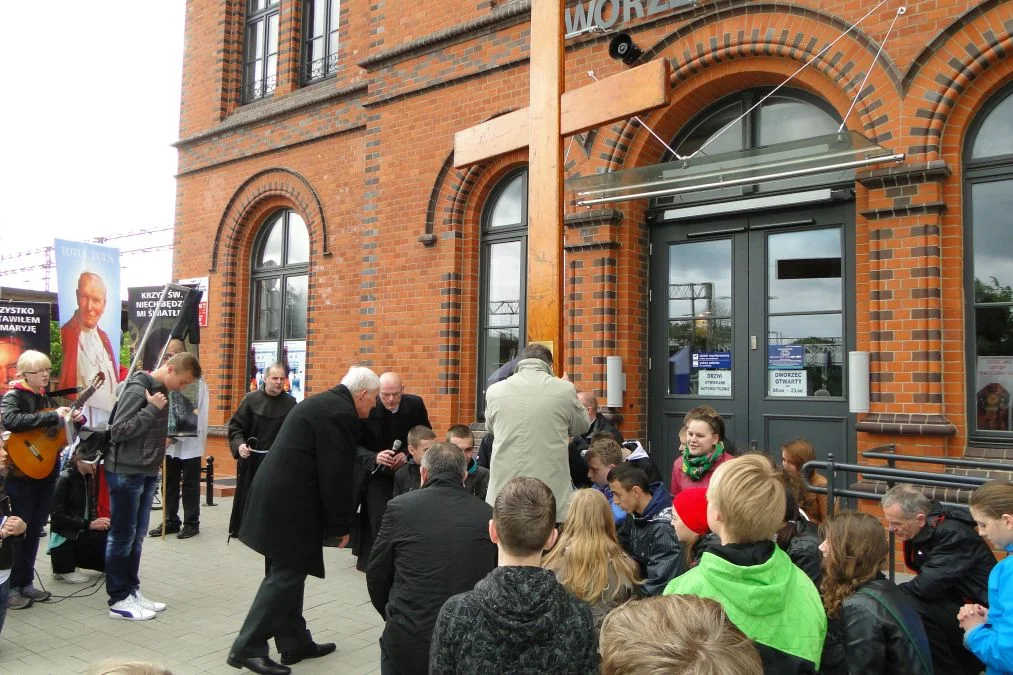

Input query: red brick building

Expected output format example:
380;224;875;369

174;0;1013;478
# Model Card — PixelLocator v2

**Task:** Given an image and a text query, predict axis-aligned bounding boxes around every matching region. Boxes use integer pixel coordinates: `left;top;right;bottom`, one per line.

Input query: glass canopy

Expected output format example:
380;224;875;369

566;130;903;207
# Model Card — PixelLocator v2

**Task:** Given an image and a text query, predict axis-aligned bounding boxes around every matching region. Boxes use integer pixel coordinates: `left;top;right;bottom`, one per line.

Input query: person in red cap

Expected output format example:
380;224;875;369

672;488;718;570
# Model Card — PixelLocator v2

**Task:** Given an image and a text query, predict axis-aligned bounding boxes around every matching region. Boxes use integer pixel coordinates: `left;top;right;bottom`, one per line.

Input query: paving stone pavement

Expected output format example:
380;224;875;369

0;497;384;674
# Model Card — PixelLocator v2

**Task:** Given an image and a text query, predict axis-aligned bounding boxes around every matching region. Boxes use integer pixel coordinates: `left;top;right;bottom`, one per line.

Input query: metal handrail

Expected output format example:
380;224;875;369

863;447;1010;471
800;446;1013;581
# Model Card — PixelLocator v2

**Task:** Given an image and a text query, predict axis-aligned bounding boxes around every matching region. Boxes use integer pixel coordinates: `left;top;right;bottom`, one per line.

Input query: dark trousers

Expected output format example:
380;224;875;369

5;474;56;589
380;637;404;675
51;530;108;574
356;476;393;569
912;595;985;674
232;560;312;657
164;456;201;528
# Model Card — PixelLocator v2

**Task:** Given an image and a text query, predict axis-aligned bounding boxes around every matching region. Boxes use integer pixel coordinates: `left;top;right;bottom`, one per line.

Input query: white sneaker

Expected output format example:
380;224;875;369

133;590;167;612
109;596;156;621
54;571;90;584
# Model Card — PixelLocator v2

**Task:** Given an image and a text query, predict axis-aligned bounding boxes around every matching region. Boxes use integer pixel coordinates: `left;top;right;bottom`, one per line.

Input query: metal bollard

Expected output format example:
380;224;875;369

205;455;216;506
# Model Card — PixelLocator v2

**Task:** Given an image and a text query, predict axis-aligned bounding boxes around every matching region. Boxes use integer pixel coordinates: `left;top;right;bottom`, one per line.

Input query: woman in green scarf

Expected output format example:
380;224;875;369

670;412;732;496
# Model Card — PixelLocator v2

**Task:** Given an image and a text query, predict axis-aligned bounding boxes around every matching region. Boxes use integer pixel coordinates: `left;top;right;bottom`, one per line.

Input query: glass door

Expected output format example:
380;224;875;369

746;206;854;464
649;204;855;480
649;217;750;476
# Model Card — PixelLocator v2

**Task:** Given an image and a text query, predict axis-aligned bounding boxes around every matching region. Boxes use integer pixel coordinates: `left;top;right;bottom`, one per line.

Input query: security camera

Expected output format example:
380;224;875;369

608;33;643;65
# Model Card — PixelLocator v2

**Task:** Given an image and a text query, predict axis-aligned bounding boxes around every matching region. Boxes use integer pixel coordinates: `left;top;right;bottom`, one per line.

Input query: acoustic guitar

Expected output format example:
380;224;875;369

7;372;105;479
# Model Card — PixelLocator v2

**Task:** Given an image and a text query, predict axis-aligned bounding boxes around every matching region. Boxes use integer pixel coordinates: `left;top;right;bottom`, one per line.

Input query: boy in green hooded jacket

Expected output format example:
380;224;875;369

664;454;826;673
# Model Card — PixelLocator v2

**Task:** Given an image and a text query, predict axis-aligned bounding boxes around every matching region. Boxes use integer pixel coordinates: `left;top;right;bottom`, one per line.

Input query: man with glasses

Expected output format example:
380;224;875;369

0;350;84;609
354;371;430;571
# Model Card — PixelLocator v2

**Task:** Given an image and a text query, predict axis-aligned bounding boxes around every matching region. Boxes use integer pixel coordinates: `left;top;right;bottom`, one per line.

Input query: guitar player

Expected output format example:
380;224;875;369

0;350;84;609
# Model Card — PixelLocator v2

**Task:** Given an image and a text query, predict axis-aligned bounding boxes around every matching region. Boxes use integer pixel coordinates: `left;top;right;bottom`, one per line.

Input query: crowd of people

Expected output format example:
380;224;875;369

0;340;1011;674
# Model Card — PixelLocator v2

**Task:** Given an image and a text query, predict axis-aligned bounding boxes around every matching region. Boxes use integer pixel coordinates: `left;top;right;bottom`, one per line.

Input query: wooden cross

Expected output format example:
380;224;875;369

454;0;669;373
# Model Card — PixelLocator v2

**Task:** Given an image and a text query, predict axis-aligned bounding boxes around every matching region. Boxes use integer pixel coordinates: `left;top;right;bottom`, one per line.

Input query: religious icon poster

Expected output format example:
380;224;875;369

54;239;121;412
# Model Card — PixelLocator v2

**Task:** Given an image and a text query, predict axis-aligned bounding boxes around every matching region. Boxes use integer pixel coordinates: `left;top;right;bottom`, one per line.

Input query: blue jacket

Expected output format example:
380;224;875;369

965;543;1013;674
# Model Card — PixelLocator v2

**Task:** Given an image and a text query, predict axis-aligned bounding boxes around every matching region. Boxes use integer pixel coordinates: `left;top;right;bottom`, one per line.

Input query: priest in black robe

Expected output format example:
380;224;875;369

227;364;297;540
353;371;431;570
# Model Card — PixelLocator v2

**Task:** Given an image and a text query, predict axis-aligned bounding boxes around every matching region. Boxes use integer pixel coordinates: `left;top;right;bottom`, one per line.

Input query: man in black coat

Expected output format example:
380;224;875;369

354;371;431;570
882;484;997;675
226;363;297;541
228;367;381;675
366;442;497;675
567;392;622;488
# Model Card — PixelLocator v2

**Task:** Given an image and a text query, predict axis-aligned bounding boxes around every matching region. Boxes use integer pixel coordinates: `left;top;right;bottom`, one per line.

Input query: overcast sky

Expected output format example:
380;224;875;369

0;2;186;299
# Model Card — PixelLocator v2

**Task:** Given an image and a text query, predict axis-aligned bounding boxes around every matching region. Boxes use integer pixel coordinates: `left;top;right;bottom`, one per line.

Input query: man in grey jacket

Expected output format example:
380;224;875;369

485;344;589;523
105;351;201;621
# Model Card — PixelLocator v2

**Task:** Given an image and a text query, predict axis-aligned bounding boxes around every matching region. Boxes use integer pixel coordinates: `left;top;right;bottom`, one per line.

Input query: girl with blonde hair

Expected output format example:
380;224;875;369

542;488;640;628
819;511;932;674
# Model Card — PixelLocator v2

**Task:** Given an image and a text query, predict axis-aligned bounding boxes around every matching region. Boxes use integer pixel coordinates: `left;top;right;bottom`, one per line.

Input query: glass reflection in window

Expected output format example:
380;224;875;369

768;229;842;314
253;278;282;341
488;174;525;229
668;239;733;396
487;241;522;327
757;98;839;146
287;213;309;265
257;218;283;269
284;275;308;340
971;180;1013;298
970;91;1013;160
768;314;843;397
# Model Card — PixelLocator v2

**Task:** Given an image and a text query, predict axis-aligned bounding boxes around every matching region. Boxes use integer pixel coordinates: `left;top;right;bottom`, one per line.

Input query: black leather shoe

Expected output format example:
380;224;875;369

177;525;199;539
280;642;337;665
149;523;181;537
227;653;291;675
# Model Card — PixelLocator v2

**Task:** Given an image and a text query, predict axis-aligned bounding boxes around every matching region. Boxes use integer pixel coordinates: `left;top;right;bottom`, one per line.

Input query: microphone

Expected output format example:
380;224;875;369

372;439;403;474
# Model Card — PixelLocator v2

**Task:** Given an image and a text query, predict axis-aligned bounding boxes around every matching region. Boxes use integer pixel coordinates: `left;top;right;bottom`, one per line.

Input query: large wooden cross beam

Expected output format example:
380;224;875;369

454;0;669;374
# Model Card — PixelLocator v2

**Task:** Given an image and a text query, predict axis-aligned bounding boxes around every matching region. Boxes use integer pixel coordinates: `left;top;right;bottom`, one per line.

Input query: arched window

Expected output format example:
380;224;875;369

965;83;1013;441
249;209;309;399
655;88;843;208
478;169;527;414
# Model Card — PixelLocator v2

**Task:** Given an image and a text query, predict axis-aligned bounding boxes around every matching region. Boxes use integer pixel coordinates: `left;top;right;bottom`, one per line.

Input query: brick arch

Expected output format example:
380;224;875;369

210;167;328;273
902;1;1013;158
436;153;527;415
594;5;904;171
209;168;327;410
425;109;527;244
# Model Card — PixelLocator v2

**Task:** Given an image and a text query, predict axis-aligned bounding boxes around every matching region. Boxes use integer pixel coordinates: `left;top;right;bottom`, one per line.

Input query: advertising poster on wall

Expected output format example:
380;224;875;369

284;340;306;402
250;342;277;392
0;302;51;395
54;239;121;412
976;356;1013;432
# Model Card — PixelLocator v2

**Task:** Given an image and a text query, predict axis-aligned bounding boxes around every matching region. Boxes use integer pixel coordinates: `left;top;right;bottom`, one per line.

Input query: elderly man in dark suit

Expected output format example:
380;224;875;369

354;371;431;570
366;442;497;675
228;366;381;675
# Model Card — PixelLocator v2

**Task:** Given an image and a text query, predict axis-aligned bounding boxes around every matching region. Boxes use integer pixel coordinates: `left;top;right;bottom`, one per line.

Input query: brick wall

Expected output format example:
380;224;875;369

175;0;1013;472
